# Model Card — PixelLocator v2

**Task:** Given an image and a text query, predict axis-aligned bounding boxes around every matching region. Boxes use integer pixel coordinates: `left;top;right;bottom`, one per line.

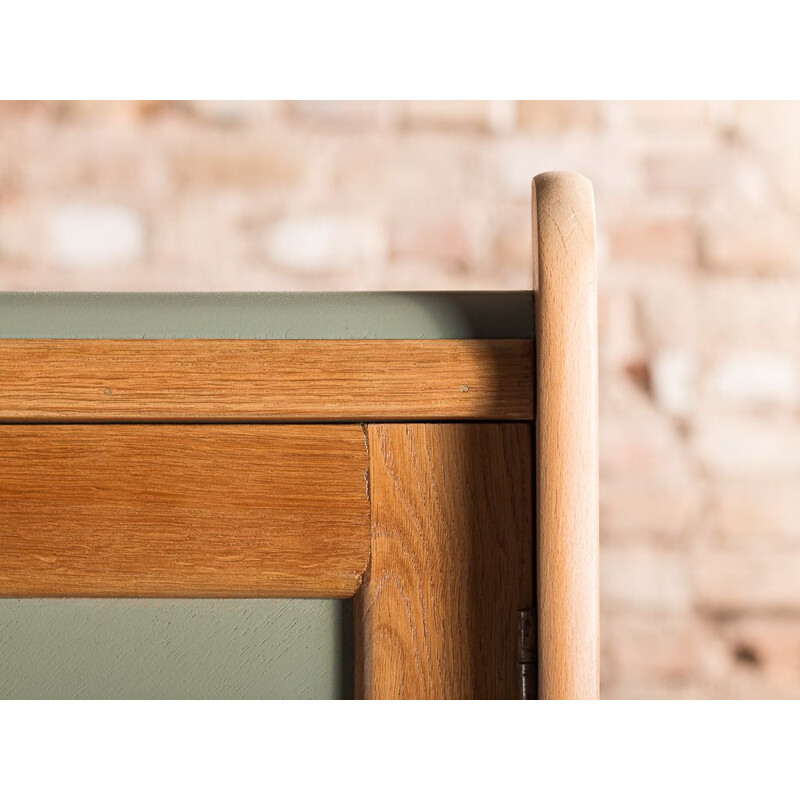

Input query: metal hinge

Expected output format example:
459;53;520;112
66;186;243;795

518;608;536;699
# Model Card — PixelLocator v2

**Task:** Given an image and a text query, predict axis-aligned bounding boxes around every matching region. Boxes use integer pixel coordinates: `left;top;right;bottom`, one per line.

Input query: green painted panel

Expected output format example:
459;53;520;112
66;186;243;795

0;291;533;339
0;599;352;699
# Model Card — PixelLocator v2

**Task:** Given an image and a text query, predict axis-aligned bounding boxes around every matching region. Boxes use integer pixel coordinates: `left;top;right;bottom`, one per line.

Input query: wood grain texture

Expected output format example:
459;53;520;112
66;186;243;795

0;339;532;422
355;423;533;699
0;425;369;598
533;171;599;699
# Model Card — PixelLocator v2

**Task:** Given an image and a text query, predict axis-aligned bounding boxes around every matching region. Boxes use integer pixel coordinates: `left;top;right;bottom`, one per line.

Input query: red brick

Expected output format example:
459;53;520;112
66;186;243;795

389;213;472;265
602;612;695;685
601;545;690;613
518;101;602;132
598;289;646;369
493;218;532;275
260;214;387;276
715;617;800;696
700;280;800;353
401;101;497;133
649;347;699;417
644;149;724;197
628;100;711;129
601;409;690;484
694;616;800;699
702;351;800;412
694;549;800;613
288;101;395;129
701;211;800;277
609;216;698;268
692;413;800;477
639;277;800;352
169;132;307;188
709;480;800;544
601;480;702;541
187;101;282;125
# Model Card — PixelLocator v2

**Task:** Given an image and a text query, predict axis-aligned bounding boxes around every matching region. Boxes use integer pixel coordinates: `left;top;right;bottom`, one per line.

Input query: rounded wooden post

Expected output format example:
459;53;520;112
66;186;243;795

533;171;599;699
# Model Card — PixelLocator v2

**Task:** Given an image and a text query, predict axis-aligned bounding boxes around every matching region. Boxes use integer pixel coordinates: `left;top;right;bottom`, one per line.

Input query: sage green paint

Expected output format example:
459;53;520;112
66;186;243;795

0;291;533;339
0;290;529;699
0;599;352;699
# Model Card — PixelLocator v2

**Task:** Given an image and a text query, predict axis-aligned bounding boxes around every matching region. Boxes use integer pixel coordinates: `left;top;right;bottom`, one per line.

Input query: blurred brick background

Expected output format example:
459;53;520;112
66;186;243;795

2;100;799;698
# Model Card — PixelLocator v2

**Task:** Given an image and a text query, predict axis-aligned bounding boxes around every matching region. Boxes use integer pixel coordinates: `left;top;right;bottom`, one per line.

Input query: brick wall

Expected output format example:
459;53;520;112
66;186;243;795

2;100;798;698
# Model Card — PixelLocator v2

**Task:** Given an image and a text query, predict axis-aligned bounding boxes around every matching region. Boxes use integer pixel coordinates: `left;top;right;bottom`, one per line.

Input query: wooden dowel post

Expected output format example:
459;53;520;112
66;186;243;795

533;172;599;699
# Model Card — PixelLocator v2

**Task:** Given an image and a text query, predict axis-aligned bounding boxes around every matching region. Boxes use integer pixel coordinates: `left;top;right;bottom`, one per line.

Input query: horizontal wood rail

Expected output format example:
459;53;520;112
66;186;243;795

0;339;532;422
0;425;370;598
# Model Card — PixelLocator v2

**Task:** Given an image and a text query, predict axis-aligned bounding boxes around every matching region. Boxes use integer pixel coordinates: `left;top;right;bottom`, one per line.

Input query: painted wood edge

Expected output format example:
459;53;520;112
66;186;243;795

0;291;534;340
0;339;533;422
533;172;600;699
0;599;352;699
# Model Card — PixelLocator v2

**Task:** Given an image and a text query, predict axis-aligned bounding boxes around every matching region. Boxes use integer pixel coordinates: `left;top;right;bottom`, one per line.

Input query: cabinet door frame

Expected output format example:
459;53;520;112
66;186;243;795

0;171;598;700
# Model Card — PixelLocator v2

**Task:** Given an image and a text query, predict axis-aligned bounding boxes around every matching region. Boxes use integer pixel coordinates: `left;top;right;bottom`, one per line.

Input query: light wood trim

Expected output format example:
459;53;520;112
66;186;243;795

0;339;532;422
0;425;370;598
533;171;599;699
355;423;533;699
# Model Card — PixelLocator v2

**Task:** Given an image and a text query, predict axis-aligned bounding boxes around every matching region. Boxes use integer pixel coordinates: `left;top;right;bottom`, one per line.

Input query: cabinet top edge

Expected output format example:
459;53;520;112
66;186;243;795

0;291;533;340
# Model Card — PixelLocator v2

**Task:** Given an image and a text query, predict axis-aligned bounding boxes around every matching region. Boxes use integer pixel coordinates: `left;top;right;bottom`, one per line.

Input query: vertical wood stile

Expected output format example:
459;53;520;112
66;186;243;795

533;172;599;699
355;423;532;699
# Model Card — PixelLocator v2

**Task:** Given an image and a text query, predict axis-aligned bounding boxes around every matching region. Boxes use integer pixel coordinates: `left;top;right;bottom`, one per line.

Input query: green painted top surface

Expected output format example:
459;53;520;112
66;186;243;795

0;291;533;339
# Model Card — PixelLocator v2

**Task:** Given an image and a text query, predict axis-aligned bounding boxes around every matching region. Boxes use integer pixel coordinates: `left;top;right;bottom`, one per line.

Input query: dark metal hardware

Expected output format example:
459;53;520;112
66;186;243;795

518;607;537;699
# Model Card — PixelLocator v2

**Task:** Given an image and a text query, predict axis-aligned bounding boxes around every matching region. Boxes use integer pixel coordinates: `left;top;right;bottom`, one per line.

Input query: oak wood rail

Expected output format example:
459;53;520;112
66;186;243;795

0;339;532;422
0;425;370;598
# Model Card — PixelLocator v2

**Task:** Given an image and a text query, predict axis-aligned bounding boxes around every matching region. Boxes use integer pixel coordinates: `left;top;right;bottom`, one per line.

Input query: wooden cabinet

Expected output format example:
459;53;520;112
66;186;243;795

0;172;597;699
